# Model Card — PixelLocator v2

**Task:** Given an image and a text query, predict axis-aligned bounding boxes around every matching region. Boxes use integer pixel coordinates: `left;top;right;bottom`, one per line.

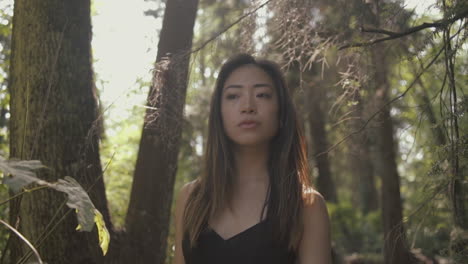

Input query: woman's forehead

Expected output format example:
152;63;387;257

224;65;274;86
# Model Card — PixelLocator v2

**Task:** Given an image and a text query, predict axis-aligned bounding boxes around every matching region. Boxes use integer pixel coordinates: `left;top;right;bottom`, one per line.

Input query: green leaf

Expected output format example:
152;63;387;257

51;176;95;232
0;157;111;252
52;176;111;253
0;156;46;192
94;209;110;255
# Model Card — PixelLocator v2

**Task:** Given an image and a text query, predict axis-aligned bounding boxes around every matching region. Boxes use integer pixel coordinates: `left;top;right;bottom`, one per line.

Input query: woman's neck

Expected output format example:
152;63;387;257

232;144;270;188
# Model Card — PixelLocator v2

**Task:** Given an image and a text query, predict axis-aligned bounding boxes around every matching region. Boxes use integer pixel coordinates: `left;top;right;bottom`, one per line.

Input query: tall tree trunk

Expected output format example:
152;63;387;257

370;43;414;264
307;82;337;202
348;93;378;214
8;0;110;263
362;1;414;262
124;1;199;263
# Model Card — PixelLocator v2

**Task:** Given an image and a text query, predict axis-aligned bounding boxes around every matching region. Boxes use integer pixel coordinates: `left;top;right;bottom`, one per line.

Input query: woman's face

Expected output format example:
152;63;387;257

221;64;279;148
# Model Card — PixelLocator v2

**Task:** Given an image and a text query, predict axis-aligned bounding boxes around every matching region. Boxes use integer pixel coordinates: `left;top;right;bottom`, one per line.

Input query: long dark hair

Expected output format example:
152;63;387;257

183;54;310;250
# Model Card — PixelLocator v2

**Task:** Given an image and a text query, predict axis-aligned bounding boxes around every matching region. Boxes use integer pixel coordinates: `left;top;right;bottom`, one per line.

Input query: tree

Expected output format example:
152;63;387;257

306;79;338;202
123;0;199;263
4;0;466;262
347;90;378;214
341;0;468;260
267;0;339;203
369;42;414;263
6;0;201;263
357;2;414;262
7;0;110;263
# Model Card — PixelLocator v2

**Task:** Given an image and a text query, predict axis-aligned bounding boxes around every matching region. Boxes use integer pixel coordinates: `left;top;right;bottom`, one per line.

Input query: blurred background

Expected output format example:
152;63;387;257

0;0;467;263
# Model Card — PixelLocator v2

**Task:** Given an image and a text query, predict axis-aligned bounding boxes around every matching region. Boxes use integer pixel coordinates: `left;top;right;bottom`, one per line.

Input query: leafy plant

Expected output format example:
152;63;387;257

0;156;110;256
328;201;383;255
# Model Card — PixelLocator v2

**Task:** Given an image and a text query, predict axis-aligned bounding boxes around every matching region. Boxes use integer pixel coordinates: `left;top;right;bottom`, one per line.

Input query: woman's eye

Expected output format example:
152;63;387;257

257;93;272;99
226;94;239;100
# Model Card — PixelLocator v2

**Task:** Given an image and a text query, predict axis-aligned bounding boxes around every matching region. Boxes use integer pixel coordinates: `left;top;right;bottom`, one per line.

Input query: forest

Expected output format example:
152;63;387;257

0;0;467;263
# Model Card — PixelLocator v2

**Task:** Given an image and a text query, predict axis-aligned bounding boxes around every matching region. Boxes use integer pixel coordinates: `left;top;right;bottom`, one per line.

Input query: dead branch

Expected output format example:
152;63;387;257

316;42;446;157
339;7;468;50
190;0;273;54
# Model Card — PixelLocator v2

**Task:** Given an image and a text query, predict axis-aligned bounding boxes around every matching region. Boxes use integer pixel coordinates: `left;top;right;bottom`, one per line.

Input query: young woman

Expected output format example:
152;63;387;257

174;54;331;264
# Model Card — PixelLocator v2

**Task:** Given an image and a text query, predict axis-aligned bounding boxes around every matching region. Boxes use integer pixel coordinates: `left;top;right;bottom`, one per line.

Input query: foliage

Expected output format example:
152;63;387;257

0;0;11;154
0;1;13;257
328;202;383;256
1;0;466;262
0;156;110;256
94;209;110;256
0;157;46;192
54;176;98;232
99;85;148;228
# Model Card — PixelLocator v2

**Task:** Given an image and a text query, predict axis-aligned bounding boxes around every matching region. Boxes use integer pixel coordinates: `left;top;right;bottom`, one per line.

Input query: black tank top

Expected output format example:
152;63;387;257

182;218;296;264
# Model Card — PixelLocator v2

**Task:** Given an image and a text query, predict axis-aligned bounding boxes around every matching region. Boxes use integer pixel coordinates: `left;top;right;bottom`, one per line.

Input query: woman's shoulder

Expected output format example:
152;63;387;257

175;180;199;229
297;187;331;263
178;179;199;203
302;186;328;217
174;180;200;264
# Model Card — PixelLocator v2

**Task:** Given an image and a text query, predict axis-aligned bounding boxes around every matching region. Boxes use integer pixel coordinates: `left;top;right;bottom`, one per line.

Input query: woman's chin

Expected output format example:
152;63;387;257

231;138;271;149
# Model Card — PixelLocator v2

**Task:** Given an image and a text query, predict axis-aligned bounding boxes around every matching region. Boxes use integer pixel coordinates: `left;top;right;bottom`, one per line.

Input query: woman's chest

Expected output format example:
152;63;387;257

183;220;295;264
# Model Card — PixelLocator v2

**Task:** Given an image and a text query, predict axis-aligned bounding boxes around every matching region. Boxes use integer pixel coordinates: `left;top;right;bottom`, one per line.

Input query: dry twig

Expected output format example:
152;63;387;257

339;7;468;50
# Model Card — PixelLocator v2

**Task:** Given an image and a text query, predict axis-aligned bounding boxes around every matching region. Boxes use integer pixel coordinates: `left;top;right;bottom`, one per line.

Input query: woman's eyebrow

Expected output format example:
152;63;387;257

253;83;272;88
224;84;243;90
224;83;272;90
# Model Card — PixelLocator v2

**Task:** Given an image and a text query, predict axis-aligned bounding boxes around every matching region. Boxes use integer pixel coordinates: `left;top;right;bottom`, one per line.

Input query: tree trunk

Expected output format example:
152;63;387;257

370;43;414;264
348;93;378;214
8;0;110;263
307;82;337;202
360;1;414;262
124;1;199;263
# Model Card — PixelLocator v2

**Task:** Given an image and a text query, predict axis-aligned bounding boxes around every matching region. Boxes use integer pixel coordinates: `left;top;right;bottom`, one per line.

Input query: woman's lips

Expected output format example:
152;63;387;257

239;121;259;128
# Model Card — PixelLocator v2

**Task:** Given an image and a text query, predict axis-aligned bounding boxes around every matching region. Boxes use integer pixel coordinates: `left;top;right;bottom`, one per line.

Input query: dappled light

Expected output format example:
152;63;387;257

0;0;466;263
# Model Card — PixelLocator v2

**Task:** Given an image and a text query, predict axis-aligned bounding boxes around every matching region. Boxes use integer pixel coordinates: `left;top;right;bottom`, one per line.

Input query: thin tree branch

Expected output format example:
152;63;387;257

17;210;73;264
0;186;48;207
339;7;468;50
0;220;43;264
361;27;400;37
190;0;273;54
316;43;446;157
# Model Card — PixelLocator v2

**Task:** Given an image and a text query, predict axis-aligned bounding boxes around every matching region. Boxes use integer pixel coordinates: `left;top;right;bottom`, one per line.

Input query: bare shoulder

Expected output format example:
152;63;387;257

179;179;198;197
174;179;199;264
297;187;331;264
177;179;198;208
175;179;199;226
302;188;329;231
302;187;328;214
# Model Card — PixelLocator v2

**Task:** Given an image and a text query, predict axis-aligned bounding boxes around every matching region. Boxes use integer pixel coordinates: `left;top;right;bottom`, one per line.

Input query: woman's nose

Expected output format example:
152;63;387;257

241;95;256;114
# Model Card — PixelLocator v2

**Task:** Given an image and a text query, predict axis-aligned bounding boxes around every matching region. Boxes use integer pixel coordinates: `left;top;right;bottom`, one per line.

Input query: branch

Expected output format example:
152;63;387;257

190;0;273;54
339;7;468;50
0;220;43;264
316;43;446;157
361;27;400;36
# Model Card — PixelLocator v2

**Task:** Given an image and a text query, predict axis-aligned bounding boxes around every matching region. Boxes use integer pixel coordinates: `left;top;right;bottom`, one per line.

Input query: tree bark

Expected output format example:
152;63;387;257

124;1;199;263
8;0;110;263
348;93;378;214
307;82;337;202
369;43;414;264
360;1;414;262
